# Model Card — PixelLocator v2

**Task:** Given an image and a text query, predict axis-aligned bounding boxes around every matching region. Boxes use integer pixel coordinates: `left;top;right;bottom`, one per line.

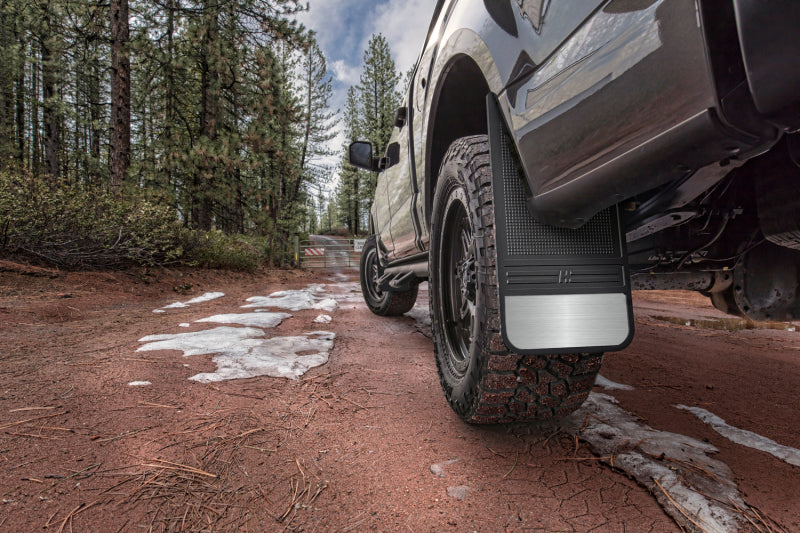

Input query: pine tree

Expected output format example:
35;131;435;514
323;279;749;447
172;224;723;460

333;34;402;236
109;0;130;193
339;86;362;234
298;40;337;172
1;0;332;264
357;33;400;168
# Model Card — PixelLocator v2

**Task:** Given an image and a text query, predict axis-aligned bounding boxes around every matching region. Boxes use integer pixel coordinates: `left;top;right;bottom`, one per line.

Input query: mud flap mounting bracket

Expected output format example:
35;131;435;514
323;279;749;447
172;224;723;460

487;94;634;354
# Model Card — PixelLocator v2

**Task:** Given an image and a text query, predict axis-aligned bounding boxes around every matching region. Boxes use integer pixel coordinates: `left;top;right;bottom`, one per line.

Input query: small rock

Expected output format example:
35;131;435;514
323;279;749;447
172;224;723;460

430;459;459;477
446;486;471;500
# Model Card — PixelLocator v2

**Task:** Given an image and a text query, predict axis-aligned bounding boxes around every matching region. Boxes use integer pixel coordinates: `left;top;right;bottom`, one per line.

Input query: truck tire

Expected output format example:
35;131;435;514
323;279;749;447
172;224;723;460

429;135;603;424
360;235;418;316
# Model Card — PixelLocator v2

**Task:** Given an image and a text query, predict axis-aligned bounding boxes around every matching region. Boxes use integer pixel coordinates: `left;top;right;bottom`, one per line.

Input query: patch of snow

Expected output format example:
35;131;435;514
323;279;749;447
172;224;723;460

676;405;800;467
594;374;634;391
138;327;334;381
155;292;225;312
569;393;749;533
243;285;337;312
128;381;151;386
326;282;364;304
196;312;291;329
313;314;332;324
184;292;226;305
138;327;266;357
179;323;190;328
405;304;431;338
189;331;335;382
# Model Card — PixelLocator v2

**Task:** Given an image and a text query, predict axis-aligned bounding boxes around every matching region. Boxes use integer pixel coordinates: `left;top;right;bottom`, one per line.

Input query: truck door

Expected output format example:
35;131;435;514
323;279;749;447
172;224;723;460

382;117;419;261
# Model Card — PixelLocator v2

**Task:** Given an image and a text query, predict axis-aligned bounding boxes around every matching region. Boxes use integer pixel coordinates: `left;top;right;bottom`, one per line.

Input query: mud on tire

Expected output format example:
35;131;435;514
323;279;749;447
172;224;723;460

360;235;418;316
429;135;603;424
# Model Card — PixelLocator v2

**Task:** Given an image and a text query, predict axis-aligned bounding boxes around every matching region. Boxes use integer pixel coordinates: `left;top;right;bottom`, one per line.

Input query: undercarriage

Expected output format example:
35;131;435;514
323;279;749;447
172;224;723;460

626;135;800;321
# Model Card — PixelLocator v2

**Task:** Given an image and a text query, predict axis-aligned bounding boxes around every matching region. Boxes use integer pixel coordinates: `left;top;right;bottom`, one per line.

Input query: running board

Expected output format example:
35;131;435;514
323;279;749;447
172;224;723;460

377;260;427;292
488;96;634;354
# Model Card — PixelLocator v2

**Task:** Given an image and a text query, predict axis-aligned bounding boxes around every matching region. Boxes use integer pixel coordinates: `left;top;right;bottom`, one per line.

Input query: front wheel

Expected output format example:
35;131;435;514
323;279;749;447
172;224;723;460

429;135;603;424
360;235;418;316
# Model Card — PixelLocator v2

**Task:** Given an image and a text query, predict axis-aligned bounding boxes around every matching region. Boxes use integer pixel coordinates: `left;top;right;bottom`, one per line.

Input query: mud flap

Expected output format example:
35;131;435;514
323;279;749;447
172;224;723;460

487;95;634;354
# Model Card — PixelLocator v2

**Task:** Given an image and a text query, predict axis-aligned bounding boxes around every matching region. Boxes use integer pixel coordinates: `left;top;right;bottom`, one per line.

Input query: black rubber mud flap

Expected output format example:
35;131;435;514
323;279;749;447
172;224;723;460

487;95;634;354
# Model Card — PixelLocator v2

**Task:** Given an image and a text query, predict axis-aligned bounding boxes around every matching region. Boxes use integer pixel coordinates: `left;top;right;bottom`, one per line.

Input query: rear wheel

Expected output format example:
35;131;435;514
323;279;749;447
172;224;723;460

429;135;603;424
360;235;418;316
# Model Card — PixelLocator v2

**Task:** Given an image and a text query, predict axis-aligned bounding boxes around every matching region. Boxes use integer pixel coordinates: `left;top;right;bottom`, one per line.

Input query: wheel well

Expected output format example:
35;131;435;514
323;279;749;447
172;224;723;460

426;55;490;223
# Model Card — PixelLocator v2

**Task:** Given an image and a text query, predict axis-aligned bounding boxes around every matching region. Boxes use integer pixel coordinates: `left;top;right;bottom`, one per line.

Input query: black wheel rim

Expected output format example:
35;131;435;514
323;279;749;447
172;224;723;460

441;199;476;377
363;247;384;303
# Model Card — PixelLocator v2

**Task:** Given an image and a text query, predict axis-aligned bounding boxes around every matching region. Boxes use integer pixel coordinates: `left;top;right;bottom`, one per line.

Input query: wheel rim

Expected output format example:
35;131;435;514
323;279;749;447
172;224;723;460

440;199;476;377
363;247;384;303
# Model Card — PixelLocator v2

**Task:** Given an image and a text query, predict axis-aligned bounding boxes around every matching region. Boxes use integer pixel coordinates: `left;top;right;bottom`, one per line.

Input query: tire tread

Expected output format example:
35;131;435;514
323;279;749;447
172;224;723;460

430;135;602;424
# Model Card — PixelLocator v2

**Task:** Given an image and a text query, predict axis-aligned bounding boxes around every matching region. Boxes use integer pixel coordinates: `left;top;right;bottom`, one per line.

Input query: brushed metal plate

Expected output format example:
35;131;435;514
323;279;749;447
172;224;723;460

504;293;630;350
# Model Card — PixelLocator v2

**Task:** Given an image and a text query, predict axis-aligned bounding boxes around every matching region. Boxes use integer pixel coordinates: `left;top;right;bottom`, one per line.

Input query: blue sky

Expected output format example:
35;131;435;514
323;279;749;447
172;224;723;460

295;0;437;177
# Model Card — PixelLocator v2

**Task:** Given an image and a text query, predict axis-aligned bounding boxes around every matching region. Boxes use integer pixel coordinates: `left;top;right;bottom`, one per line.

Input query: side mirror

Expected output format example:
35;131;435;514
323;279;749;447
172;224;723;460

348;141;381;172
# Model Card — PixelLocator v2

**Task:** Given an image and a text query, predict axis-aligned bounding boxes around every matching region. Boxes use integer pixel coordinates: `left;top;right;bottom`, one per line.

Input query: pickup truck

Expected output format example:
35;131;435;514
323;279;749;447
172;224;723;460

348;0;800;424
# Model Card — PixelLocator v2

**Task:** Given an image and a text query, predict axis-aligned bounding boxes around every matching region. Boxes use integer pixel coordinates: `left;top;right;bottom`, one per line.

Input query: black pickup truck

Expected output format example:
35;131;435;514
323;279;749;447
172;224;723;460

348;0;800;424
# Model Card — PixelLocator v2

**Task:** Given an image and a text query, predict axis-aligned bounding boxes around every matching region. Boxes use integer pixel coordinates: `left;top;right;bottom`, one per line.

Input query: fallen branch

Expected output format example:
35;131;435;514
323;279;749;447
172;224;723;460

141;459;217;479
55;500;99;533
652;476;713;533
0;411;67;431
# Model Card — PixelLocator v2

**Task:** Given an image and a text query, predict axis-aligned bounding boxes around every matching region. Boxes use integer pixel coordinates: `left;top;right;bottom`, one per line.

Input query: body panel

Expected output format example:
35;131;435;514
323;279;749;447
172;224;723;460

373;167;394;256
371;0;792;263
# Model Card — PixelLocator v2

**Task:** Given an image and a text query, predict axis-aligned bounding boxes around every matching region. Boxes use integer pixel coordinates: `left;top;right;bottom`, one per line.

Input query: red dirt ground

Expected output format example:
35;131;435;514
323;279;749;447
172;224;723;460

0;264;798;532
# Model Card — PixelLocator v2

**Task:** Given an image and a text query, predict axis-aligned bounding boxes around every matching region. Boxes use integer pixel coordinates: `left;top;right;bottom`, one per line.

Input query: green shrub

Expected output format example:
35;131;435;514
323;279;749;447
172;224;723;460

0;170;276;270
182;229;265;270
0;170;184;268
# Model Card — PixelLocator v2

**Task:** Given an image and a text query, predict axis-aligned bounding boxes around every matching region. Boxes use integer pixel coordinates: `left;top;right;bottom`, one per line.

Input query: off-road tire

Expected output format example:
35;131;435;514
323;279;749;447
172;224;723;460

360;235;418;316
429;135;603;424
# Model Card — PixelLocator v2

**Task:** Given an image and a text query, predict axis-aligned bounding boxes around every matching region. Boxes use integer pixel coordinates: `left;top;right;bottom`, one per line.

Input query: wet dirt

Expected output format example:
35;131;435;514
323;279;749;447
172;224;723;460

0;265;798;532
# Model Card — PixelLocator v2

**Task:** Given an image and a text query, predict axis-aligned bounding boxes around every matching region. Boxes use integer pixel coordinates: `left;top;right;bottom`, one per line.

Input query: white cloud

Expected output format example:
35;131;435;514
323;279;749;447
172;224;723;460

369;0;437;74
331;59;361;86
296;0;367;64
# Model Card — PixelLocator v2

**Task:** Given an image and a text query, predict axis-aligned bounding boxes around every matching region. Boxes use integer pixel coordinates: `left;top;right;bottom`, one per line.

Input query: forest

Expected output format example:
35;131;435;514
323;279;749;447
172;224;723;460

0;0;402;268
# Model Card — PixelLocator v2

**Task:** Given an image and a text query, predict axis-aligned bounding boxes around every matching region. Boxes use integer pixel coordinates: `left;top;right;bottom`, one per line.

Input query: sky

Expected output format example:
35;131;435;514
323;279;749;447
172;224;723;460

294;0;437;184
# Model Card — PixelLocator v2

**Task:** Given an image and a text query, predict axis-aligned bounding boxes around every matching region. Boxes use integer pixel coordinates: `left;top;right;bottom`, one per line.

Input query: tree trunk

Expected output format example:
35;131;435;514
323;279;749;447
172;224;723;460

38;0;60;180
164;0;177;188
109;0;130;193
1;9;11;149
15;54;24;166
41;31;59;179
13;18;25;166
32;58;40;174
195;0;219;230
89;54;101;185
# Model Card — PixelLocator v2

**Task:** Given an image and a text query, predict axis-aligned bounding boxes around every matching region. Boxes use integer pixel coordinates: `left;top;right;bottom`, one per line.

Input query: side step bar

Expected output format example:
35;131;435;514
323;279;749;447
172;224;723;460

377;260;427;292
488;95;634;354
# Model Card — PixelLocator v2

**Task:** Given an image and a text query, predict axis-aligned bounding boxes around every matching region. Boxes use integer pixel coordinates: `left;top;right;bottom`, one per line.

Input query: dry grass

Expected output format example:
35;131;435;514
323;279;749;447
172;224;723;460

103;411;324;532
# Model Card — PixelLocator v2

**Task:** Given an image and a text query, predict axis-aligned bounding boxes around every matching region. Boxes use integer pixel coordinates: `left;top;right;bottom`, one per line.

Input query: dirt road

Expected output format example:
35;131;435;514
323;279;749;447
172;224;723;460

0;264;798;532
